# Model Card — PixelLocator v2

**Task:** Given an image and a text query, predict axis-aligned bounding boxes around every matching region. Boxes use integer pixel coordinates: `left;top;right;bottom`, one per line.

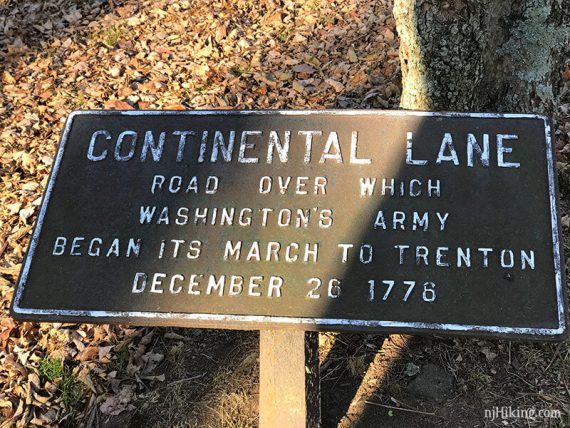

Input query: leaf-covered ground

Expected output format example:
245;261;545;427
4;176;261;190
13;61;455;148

1;0;569;427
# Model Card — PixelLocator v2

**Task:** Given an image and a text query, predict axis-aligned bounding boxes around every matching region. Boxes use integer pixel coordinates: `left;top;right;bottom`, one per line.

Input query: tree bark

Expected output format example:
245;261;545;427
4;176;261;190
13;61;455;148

393;0;569;114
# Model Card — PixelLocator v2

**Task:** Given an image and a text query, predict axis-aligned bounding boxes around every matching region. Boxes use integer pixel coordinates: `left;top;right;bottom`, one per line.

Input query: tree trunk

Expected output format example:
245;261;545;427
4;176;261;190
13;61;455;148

393;0;569;114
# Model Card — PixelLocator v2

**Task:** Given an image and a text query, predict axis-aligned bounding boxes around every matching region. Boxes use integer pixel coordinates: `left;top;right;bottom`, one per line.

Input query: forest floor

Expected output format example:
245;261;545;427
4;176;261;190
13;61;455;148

1;0;570;427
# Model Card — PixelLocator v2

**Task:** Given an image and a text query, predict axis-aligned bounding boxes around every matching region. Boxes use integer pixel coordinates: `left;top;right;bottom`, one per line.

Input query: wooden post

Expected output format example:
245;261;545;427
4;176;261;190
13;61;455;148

259;330;320;427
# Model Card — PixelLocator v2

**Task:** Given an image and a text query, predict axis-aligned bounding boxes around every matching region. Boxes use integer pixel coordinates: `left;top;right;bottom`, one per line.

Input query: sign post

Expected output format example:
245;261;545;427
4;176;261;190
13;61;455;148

259;330;320;427
11;110;567;425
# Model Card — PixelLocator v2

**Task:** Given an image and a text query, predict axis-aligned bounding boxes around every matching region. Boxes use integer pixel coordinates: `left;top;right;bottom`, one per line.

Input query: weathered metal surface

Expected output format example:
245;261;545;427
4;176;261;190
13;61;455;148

10;110;567;339
259;331;320;427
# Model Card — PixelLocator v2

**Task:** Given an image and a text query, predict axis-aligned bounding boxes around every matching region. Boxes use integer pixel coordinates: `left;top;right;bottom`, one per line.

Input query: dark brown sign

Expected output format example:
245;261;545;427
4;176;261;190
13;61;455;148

11;110;567;339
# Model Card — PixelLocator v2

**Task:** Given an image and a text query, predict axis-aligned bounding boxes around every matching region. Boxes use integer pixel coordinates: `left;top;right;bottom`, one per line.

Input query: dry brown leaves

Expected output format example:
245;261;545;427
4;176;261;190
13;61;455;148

0;321;167;426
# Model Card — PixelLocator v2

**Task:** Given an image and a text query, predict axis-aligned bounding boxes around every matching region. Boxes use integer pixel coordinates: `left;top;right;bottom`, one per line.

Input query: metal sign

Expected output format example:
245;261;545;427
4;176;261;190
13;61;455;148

10;110;567;339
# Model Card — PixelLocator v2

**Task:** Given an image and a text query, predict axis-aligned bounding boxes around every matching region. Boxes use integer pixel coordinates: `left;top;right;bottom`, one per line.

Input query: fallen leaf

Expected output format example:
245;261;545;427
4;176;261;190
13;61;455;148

77;369;97;394
99;345;114;362
163;103;186;110
347;48;358;63
7;202;22;215
383;28;395;41
293;81;305;93
2;71;16;84
325;78;344;92
100;385;136;416
77;346;99;362
481;347;497;361
104;100;134;110
19;207;35;222
4;355;27;377
164;332;190;341
292;64;316;74
404;362;420;376
109;67;121;78
0;318;17;348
